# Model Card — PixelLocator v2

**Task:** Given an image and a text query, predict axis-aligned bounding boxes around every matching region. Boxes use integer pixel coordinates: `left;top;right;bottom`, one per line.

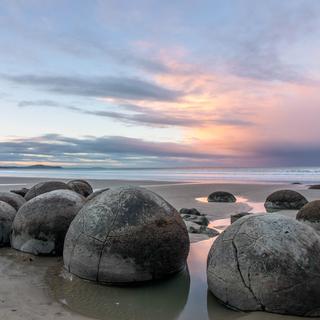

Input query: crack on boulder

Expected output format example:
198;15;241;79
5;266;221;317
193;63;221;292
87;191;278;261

231;239;264;310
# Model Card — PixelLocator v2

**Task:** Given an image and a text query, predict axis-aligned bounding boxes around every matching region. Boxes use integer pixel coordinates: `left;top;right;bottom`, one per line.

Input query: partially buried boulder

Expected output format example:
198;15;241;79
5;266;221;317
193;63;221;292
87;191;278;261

0;201;16;246
0;191;26;211
63;186;190;284
67;179;93;197
208;191;236;203
296;200;320;232
207;214;320;316
24;180;71;201
264;190;308;212
11;190;85;256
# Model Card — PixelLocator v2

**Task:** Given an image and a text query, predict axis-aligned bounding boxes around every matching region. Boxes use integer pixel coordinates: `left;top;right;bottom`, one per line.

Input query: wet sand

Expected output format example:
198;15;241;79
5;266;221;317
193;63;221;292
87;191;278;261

0;177;319;320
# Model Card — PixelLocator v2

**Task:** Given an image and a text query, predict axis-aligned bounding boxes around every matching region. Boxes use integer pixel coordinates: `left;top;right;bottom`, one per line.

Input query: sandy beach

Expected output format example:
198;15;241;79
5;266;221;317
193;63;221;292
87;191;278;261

0;177;319;320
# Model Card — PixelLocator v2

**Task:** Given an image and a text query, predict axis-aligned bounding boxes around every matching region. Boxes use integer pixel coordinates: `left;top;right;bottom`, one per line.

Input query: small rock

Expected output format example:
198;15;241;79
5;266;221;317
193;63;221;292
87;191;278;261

184;221;219;237
309;185;320;190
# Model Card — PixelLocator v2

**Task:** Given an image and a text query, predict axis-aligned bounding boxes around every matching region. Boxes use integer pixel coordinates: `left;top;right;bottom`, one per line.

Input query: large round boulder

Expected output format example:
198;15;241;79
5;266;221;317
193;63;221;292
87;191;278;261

63;186;190;284
208;191;236;203
207;214;320;316
264;190;307;212
24;180;71;201
11;190;85;256
67;179;93;197
0;201;16;246
296;200;320;232
0;191;26;211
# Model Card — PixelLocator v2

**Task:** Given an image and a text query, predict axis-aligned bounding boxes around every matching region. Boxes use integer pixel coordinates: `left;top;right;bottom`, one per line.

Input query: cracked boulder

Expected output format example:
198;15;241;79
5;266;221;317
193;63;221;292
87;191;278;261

11;190;85;256
264;190;308;212
296;200;320;232
24;180;71;201
207;214;320;316
67;179;93;197
63;186;190;284
208;191;236;203
0;191;26;211
0;201;16;246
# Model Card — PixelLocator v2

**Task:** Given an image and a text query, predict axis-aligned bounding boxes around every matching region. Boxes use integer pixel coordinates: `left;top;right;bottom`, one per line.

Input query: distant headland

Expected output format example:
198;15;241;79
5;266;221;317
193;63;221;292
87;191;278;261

0;165;62;169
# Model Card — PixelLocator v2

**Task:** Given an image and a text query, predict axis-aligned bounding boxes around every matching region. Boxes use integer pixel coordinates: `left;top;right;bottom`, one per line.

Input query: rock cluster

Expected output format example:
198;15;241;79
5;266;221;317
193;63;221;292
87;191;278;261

179;208;219;237
64;186;190;284
207;214;320;316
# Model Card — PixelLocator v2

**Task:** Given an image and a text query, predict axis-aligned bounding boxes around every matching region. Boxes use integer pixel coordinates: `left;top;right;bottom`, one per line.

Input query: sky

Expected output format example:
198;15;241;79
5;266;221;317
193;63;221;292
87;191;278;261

1;0;320;168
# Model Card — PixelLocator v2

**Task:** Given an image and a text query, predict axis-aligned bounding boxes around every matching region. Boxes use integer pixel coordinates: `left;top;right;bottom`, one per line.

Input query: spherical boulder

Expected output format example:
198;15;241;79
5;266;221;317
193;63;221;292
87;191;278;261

207;214;320;316
264;190;308;212
0;191;26;211
85;187;109;202
207;191;236;203
11;190;85;256
63;186;190;284
67;179;93;197
0;201;16;246
296;200;320;232
24;180;71;201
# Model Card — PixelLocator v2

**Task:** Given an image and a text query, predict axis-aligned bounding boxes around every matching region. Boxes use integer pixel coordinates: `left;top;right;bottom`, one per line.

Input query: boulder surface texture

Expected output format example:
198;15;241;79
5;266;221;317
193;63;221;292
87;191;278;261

64;186;190;284
207;214;320;316
11;190;85;255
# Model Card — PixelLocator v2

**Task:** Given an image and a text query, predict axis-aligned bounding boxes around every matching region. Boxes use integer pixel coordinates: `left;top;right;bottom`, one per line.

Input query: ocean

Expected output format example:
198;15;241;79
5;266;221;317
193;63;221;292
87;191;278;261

0;167;320;184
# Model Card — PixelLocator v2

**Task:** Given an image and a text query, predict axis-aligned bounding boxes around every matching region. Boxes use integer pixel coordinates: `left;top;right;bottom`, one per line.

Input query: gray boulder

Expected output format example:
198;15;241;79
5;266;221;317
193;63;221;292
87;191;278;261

24;180;71;201
63;186;190;284
11;190;85;256
180;208;202;216
230;212;252;224
0;191;26;211
67;179;93;197
208;191;236;203
296;200;320;232
207;214;320;316
11;187;29;197
0;201;16;246
264;190;308;212
86;188;109;202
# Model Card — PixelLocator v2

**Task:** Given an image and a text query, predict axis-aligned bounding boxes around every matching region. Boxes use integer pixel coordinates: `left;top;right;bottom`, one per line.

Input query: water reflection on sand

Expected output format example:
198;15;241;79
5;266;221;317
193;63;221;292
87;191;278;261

47;194;317;320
